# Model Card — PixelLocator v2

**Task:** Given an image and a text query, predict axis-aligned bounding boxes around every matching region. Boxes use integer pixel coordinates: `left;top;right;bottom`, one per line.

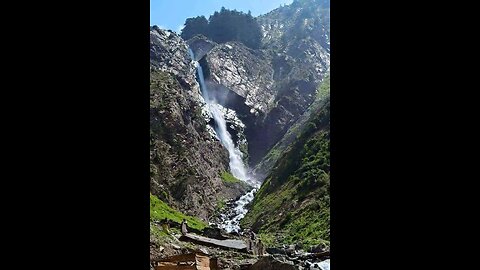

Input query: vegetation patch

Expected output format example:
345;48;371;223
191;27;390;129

150;223;173;241
216;199;227;210
280;205;330;248
258;233;277;248
150;193;207;231
316;75;330;100
221;171;241;183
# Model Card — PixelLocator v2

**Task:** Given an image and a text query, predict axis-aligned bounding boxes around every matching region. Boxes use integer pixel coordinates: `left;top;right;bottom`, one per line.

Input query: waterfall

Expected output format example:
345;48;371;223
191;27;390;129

189;48;259;233
189;49;250;183
210;105;249;181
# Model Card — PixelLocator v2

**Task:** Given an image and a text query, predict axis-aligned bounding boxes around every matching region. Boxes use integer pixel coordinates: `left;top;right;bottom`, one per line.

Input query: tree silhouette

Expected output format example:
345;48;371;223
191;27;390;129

180;16;208;40
180;8;262;49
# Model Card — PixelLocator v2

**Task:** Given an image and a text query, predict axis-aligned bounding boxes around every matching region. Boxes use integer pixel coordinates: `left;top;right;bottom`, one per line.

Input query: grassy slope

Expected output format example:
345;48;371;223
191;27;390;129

221;171;242;183
242;79;330;249
150;193;208;231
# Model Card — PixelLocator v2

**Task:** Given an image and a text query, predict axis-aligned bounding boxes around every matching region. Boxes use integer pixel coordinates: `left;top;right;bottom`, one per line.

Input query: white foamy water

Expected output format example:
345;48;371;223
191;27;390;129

189;48;250;183
317;259;330;270
210;104;249;181
189;48;261;233
219;187;258;233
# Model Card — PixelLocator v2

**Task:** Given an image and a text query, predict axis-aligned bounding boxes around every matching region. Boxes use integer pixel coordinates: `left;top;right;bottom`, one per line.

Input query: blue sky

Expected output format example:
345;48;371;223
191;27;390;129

151;0;293;33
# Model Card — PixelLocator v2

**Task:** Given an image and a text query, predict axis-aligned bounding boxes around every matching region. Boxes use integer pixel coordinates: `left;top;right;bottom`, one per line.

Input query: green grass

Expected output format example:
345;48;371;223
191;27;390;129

316;75;330;100
150;193;208;231
258;233;277;247
150;223;172;239
216;199;226;210
246;180;330;250
221;171;241;183
280;206;330;248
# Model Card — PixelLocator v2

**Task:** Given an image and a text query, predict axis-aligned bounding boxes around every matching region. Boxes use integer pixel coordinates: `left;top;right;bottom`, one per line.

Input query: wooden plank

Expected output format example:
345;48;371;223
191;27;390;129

157;262;195;266
157;262;176;266
196;260;210;267
159;253;196;263
195;254;209;260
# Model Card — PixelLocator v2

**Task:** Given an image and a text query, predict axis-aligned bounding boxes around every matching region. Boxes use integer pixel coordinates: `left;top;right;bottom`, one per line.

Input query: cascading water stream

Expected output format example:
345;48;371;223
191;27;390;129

189;48;250;183
210;105;249;181
189;48;259;232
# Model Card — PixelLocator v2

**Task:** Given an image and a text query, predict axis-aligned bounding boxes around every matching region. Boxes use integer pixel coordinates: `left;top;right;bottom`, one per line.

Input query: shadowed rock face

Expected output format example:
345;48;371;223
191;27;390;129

150;27;248;221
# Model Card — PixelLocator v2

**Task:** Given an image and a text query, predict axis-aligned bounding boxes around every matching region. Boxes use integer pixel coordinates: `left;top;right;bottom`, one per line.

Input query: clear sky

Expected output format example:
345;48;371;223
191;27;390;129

150;0;294;33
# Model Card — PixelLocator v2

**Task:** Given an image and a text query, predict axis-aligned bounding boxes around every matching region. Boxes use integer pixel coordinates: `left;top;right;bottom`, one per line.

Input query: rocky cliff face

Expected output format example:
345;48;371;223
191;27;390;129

259;0;330;53
150;26;247;221
206;42;275;115
187;0;330;166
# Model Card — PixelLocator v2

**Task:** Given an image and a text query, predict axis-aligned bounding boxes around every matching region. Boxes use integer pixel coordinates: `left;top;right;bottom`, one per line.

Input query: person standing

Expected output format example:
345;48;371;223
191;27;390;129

250;232;257;255
181;219;188;235
257;239;264;256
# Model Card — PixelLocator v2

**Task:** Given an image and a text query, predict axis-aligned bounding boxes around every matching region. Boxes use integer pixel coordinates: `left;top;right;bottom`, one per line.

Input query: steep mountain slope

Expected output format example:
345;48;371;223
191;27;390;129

150;26;248;221
187;0;330;165
242;78;330;249
254;75;330;180
259;0;330;52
